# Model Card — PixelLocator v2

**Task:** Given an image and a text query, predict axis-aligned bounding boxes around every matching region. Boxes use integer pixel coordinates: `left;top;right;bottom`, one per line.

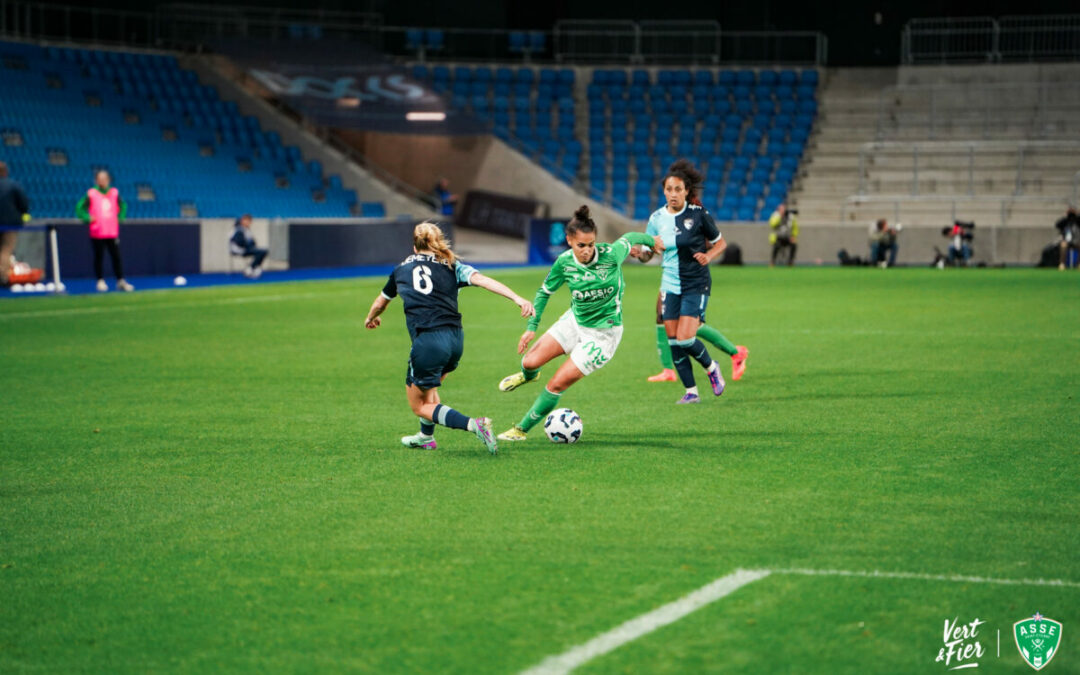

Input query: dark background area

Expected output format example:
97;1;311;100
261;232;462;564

52;0;1080;65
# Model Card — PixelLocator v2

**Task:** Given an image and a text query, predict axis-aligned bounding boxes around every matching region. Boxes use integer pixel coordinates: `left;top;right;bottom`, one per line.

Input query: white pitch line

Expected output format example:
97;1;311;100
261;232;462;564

772;567;1080;588
0;290;348;320
519;568;771;675
520;566;1080;675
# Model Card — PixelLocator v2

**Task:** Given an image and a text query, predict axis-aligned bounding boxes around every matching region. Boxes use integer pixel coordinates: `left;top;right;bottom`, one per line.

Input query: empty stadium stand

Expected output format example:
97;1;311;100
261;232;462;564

0;40;364;219
586;67;818;221
408;64;819;222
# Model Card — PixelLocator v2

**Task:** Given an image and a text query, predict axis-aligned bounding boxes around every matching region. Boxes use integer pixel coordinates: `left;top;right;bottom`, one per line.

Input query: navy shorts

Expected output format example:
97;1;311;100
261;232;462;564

405;329;464;389
661;290;709;322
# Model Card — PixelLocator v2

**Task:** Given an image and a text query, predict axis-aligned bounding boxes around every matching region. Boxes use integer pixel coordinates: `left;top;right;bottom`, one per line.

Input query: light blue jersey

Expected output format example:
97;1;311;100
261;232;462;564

646;205;685;294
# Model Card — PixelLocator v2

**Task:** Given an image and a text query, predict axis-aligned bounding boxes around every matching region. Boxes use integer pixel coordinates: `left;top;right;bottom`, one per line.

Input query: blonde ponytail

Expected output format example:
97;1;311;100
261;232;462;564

413;221;456;266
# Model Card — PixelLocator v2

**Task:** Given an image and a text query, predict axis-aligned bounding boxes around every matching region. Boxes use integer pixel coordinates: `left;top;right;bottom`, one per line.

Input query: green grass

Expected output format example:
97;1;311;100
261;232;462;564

2;267;1078;674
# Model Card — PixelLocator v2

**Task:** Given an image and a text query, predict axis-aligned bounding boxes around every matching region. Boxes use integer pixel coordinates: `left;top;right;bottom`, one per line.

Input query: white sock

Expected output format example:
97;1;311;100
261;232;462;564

466;419;477;432
686;386;699;396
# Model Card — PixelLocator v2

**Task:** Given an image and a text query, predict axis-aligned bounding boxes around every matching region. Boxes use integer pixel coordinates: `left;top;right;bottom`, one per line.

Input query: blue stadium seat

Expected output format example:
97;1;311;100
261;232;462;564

516;69;534;84
796;84;816;100
361;202;386;218
410;64;429;81
694;70;714;86
718;70;736;86
800;70;819;85
716;206;734;220
425;30;445;50
778;69;797;86
508;32;527;53
758;70;778;86
735;70;756;86
495;67;514;83
558;69;574;85
632;69;650;86
737;206;755;221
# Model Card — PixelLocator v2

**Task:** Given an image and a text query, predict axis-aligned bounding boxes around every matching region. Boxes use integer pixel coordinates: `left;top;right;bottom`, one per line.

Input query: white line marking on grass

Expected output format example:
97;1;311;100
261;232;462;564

0;290;348;320
521;566;1080;675
772;568;1080;588
519;568;771;675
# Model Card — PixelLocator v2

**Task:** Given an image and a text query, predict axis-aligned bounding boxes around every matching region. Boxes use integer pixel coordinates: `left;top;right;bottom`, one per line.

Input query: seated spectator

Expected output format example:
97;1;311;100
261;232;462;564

869;218;900;268
1055;207;1079;270
229;214;268;278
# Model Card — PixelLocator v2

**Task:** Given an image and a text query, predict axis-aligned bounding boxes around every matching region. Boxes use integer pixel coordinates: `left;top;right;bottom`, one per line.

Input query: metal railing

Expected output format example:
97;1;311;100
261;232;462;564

902;14;1080;64
856;140;1080;196
874;82;1080;140
0;2;829;65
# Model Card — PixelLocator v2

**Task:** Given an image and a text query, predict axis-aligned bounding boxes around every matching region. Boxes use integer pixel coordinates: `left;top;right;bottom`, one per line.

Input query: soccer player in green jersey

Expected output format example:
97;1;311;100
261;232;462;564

496;205;660;441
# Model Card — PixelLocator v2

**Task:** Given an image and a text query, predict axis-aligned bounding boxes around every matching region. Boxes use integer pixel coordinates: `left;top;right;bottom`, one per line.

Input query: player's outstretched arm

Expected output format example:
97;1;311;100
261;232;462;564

469;272;535;318
365;294;390;329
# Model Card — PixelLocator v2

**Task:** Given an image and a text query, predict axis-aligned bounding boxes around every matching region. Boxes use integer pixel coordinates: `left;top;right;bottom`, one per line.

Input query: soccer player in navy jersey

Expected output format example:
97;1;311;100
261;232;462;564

364;222;534;454
641;160;733;404
638;194;749;385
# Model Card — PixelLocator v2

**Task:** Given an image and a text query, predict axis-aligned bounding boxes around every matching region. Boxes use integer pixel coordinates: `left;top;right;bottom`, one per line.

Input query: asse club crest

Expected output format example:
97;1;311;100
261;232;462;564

1014;613;1063;670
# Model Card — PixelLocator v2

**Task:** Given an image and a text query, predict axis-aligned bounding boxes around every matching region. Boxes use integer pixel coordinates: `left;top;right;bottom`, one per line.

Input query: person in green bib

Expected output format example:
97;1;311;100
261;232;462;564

496;205;659;442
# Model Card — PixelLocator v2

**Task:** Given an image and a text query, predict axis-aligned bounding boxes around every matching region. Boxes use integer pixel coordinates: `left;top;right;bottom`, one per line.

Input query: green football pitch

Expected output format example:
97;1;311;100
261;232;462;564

2;266;1078;673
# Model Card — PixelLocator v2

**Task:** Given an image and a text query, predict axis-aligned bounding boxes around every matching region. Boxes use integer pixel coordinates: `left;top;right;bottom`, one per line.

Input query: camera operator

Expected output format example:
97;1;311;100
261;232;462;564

869;218;901;268
1055;207;1079;270
768;203;798;267
943;220;975;267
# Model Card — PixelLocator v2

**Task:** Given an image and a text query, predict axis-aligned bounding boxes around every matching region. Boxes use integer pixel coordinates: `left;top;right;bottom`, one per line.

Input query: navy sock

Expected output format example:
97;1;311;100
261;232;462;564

683;338;714;370
432;403;471;431
419;418;435;436
669;341;696;388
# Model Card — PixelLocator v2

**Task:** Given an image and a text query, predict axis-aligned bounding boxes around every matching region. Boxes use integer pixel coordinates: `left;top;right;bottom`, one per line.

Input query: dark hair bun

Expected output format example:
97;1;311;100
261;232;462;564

574;204;591;221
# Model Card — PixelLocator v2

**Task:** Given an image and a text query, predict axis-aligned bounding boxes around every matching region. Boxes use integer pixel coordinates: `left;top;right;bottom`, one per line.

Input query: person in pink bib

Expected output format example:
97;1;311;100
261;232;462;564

76;170;133;292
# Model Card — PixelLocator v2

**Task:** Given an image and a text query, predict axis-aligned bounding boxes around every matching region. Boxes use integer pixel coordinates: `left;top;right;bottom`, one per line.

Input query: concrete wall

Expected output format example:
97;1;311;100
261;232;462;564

898;62;1080;87
344;130;635;242
713;222;1059;266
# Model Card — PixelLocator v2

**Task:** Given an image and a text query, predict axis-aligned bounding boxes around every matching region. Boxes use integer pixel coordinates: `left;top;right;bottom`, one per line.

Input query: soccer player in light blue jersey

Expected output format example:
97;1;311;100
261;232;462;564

643;159;736;404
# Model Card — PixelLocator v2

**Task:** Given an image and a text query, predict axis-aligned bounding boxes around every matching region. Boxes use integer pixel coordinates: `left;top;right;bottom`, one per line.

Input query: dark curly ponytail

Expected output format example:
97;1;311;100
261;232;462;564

567;204;597;235
663;159;704;203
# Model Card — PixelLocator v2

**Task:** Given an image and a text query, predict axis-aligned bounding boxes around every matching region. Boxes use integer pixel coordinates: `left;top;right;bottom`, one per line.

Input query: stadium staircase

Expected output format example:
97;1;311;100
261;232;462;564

0;40;372;219
786;68;895;223
793;65;1080;227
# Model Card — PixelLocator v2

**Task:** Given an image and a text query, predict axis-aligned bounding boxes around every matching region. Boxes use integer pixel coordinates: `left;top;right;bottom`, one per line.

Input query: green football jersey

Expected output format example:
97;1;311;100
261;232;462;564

527;232;654;331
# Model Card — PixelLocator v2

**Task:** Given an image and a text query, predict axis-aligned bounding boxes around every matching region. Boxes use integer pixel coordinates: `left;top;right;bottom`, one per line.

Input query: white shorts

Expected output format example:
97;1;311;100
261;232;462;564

545;310;623;376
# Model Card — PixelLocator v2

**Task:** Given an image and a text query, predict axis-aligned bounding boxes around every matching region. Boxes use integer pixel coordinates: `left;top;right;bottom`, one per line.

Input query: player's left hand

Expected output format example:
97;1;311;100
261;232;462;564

517;299;535;318
365;317;381;329
693;252;711;266
517;330;535;355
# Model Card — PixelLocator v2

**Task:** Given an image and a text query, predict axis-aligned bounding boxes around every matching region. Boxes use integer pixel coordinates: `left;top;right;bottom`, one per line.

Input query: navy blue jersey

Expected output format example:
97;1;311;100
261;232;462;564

646;203;722;295
381;254;478;340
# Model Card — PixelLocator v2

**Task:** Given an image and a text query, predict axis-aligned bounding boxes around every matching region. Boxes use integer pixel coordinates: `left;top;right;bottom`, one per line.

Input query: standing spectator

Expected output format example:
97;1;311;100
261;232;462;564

1055;207;1079;270
768;203;798;267
0;161;31;285
76;169;133;292
431;177;458;217
229;214;269;279
869;218;900;268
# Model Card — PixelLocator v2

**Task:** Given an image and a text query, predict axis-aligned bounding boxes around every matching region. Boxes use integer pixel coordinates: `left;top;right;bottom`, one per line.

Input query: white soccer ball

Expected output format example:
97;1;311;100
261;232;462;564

44;282;55;292
10;284;23;292
55;282;66;293
544;408;583;444
173;276;187;286
33;283;44;292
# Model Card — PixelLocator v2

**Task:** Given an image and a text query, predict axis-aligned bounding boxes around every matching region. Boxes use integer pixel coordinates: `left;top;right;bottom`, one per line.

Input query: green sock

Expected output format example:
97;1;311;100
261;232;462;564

656;325;674;368
522;359;540;381
518;387;562;432
696;324;738;356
